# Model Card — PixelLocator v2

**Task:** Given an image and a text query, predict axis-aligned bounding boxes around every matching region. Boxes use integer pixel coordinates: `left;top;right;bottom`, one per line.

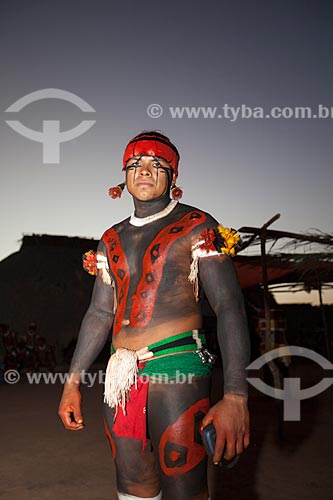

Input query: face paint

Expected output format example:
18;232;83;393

125;156;171;202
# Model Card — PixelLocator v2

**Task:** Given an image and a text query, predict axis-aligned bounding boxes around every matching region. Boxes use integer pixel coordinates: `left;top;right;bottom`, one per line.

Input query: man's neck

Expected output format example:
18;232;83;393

133;193;171;219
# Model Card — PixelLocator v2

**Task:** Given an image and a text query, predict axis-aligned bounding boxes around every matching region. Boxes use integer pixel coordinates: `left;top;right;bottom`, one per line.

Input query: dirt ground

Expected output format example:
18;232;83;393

1;360;332;500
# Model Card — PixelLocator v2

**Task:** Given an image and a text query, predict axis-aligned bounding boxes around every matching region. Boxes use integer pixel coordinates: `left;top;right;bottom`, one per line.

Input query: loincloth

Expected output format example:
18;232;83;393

104;330;215;449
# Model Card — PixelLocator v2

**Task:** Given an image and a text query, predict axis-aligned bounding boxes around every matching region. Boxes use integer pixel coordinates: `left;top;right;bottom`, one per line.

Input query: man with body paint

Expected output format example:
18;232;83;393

58;131;250;500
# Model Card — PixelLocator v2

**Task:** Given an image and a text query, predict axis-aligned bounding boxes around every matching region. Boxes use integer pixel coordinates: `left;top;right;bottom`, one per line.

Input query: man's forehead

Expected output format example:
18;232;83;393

126;155;172;167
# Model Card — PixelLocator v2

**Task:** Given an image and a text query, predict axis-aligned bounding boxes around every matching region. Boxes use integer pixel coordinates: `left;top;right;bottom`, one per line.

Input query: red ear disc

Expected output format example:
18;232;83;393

108;183;125;199
123;135;179;175
171;185;183;200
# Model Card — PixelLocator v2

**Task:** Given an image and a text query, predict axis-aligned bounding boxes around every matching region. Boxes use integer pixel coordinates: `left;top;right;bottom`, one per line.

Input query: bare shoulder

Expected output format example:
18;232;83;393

176;202;221;243
176;202;218;224
101;216;131;240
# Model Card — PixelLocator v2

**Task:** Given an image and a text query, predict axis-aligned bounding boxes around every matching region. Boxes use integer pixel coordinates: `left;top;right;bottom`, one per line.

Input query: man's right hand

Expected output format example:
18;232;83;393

58;385;85;431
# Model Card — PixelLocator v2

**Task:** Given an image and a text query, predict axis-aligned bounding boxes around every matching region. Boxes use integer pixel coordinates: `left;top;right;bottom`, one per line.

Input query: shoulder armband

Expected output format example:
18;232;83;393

188;224;240;300
82;250;113;285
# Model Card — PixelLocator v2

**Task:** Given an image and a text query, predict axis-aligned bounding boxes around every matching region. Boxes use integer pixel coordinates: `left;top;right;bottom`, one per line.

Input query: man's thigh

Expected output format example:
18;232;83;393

104;404;160;497
148;376;210;500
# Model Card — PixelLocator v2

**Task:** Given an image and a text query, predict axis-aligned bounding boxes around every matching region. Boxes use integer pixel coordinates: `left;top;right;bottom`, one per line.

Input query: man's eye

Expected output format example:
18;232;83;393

154;165;168;173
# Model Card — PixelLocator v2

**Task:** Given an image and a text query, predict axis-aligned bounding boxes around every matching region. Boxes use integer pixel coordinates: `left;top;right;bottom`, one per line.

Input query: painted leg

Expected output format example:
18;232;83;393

117;492;162;500
148;376;211;500
104;404;161;498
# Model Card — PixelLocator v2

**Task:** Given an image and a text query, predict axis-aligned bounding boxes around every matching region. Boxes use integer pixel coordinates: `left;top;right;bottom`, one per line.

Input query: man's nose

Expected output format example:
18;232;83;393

138;164;152;176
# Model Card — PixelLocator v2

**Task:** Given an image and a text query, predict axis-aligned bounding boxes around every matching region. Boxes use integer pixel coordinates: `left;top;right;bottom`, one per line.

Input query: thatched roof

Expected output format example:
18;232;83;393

234;253;333;290
0;234;98;355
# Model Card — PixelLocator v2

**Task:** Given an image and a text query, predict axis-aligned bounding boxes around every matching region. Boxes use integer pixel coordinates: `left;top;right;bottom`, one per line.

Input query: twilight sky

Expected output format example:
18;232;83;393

1;0;332;304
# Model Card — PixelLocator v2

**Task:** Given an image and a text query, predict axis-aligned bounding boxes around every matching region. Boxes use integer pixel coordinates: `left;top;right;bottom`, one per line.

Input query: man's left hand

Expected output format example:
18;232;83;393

201;393;250;464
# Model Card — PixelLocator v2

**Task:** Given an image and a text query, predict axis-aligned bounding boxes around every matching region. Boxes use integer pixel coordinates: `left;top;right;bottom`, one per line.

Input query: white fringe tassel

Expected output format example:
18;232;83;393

104;348;138;416
188;241;219;301
97;254;112;285
96;253;117;311
188;253;200;301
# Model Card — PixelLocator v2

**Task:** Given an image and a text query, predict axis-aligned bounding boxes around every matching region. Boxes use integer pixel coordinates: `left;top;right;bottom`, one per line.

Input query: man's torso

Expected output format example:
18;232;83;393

102;203;216;350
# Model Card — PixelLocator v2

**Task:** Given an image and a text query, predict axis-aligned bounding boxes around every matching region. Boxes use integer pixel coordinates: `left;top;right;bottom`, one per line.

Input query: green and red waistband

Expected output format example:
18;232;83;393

107;330;214;449
111;329;206;357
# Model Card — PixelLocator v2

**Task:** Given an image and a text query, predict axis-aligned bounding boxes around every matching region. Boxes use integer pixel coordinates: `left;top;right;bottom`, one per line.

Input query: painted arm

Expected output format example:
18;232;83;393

58;241;114;430
199;254;250;462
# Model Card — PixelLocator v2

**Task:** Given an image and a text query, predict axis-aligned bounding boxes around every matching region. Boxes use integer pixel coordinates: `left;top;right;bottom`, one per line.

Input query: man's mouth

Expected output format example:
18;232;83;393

136;181;154;187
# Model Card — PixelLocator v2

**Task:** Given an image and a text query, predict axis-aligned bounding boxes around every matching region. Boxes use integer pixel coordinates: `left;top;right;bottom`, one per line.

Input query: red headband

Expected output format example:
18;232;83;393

123;136;179;176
